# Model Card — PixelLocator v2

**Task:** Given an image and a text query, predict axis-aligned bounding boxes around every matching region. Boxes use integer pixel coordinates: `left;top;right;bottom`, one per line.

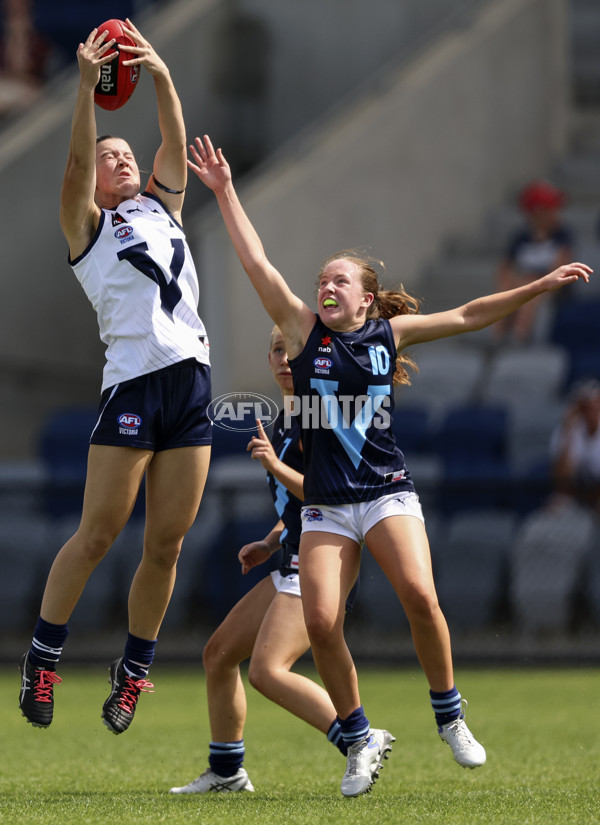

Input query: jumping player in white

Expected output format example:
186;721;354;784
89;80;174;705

19;21;212;735
188;134;592;796
169;327;358;794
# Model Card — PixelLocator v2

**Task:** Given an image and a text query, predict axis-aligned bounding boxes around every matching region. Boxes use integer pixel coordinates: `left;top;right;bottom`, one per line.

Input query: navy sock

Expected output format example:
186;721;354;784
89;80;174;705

327;718;348;756
338;706;370;747
123;632;157;680
430;686;462;728
208;740;245;777
29;617;69;670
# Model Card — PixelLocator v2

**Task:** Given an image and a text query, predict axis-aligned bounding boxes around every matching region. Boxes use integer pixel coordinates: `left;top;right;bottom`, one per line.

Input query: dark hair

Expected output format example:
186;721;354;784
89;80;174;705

96;134;115;144
318;250;420;386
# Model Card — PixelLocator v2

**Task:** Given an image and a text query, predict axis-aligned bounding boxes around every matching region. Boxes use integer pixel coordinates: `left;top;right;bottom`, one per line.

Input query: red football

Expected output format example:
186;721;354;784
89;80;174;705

94;19;139;111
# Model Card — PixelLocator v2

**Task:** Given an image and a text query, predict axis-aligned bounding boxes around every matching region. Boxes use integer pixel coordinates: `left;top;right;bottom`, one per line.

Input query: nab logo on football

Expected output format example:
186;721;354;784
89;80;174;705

118;413;141;429
98;61;116;95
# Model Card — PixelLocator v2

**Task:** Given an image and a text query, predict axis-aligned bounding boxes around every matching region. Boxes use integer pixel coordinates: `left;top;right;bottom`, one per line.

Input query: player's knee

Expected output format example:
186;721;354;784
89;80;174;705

247;659;266;693
402;586;441;625
72;528;118;566
143;538;182;571
247;658;282;697
202;634;234;673
303;607;341;649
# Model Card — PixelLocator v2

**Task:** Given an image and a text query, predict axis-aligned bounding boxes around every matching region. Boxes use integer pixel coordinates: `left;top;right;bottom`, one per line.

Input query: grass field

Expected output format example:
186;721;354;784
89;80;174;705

0;664;598;825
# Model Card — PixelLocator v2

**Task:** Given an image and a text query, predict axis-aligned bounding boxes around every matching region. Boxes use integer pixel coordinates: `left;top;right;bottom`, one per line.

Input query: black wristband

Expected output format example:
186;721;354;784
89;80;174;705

152;174;185;195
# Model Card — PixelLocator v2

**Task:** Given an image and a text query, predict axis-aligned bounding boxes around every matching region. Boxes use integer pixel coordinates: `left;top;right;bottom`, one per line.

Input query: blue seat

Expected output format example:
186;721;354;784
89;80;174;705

391;404;431;454
565;350;600;389
509;458;553;515
38;407;98;476
431;404;509;468
431;404;510;513
37;407;98;517
550;298;600;363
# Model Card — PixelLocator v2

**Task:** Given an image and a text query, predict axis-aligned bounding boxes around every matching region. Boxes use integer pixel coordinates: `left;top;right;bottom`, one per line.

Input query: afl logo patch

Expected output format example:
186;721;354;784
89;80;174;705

303;507;323;522
118;413;142;429
114;225;134;242
313;356;333;375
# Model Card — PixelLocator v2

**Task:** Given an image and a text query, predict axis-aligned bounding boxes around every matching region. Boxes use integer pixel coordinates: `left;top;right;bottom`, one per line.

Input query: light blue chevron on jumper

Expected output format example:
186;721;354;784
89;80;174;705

310;379;390;469
273;437;293;517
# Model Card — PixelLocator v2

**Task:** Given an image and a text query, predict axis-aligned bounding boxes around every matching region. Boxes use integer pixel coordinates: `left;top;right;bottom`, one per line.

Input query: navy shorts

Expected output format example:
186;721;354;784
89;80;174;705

90;359;212;451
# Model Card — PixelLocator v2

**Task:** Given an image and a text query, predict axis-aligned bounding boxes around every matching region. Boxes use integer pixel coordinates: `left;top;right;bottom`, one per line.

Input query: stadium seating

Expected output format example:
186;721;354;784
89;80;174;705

0;513;51;630
48;515;121;630
564;349;600;389
391;404;432;455
550;297;600;364
435;509;516;628
429;403;510;512
509;500;596;634
37;407;98;517
399;343;486;419
507;398;566;476
481;344;570;410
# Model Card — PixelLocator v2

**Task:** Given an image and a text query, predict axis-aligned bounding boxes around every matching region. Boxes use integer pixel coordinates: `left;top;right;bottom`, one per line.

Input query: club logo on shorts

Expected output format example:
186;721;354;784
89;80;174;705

118;413;141;436
303;507;323;522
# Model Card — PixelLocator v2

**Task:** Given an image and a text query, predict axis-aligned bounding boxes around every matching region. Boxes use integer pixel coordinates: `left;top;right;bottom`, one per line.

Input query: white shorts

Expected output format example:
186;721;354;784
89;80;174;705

270;570;301;597
301;491;424;545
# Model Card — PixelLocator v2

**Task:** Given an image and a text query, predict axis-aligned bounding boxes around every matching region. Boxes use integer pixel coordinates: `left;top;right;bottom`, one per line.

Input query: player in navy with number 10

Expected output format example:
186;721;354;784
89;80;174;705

19;21;212;734
170;327;357;795
188;135;592;797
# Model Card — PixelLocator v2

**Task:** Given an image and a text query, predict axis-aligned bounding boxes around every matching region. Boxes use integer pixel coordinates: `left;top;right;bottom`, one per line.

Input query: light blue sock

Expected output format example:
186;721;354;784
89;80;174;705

327;718;348;755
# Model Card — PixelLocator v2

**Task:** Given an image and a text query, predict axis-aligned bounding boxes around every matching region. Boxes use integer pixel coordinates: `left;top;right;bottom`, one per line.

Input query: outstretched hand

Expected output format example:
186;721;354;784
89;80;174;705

118;19;168;77
187;135;232;193
77;27;117;88
542;262;593;291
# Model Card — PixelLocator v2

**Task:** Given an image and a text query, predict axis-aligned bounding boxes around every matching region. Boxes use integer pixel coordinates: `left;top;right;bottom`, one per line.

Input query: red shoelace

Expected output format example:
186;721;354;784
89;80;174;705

33;670;62;703
118;676;155;715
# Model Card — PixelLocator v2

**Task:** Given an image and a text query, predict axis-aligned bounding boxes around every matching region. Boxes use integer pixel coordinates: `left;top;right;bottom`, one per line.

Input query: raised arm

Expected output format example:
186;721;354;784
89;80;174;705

391;262;592;349
188;135;315;357
119;20;187;221
59;28;115;257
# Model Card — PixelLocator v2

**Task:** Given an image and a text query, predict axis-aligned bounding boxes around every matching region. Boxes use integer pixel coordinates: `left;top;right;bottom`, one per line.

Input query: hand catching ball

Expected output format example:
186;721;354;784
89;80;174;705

94;19;139;111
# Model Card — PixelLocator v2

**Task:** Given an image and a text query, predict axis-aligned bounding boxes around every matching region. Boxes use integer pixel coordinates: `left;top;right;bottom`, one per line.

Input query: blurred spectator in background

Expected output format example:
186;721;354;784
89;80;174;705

494;180;574;344
550;379;600;512
0;0;49;117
